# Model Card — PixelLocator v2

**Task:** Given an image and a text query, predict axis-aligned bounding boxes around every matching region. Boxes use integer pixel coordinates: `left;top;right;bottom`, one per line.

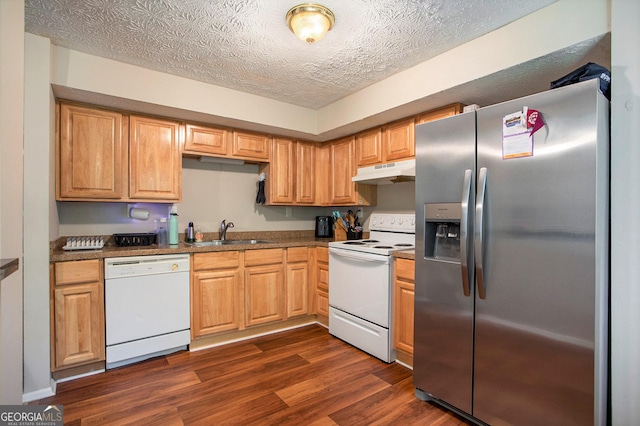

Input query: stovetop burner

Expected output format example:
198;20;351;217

328;213;415;255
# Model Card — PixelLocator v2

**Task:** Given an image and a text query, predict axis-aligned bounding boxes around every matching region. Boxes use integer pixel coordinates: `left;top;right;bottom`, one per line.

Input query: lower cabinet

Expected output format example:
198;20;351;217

191;251;244;338
244;249;285;327
393;258;415;365
315;247;330;325
285;247;310;319
51;259;105;371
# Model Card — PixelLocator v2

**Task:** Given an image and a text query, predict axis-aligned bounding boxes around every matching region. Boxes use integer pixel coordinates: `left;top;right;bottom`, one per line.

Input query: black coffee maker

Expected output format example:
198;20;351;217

315;216;333;238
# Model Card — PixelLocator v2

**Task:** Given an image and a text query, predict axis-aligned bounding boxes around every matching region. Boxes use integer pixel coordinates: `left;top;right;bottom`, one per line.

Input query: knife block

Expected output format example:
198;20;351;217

334;226;347;241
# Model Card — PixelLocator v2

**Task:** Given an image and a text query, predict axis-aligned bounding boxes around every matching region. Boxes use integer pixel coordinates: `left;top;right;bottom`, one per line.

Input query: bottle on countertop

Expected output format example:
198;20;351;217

157;217;168;245
186;222;195;243
168;205;179;245
195;228;204;242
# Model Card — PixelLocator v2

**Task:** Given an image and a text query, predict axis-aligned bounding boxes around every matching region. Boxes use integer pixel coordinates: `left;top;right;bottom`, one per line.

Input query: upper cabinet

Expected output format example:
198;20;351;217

183;123;229;157
57;103;127;200
355;104;464;168
129;115;182;201
383;117;415;162
295;141;316;204
57;102;181;203
261;138;317;206
232;130;270;162
329;136;377;206
356;128;383;166
416;103;464;125
57;101;462;205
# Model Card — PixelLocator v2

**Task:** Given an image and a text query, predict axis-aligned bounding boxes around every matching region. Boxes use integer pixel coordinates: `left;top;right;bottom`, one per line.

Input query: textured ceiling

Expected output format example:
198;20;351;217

25;0;557;109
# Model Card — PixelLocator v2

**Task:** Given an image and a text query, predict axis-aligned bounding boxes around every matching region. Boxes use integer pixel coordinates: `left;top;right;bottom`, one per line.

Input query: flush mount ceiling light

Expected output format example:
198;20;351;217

286;3;335;44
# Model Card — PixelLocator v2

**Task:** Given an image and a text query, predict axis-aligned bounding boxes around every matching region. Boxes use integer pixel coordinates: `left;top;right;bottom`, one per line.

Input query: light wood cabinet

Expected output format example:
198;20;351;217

356;128;383;166
191;251;244;339
51;260;105;371
244;249;285;327
393;258;415;365
329;136;377;206
416;103;465;125
295;141;316;204
183;123;229;156
315;247;330;326
232;130;270;161
57;103;181;202
57;103;127;200
268;137;295;204
285;247;310;319
383;117;415;161
262;138;317;205
129;115;182;201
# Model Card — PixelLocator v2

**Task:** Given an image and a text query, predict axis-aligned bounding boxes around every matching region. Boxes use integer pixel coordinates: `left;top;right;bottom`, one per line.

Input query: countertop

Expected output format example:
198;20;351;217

51;231;333;262
394;250;415;260
0;258;19;281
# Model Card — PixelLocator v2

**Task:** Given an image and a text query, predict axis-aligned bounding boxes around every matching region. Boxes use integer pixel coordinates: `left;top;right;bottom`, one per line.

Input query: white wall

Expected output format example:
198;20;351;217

23;33;55;400
610;0;640;424
57;159;329;237
0;0;24;405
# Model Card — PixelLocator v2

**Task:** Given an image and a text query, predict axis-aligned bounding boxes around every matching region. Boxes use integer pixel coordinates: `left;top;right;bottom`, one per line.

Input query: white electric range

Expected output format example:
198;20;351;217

328;213;415;362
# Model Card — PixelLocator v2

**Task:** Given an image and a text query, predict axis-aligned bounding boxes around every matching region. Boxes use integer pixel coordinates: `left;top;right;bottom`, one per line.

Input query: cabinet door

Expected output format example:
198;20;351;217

416;103;464;125
245;264;284;327
270;137;295;204
356;128;383;166
393;258;415;355
129;115;181;201
286;262;309;319
232;131;270;161
192;269;243;338
329;136;357;205
315;247;329;320
383;118;415;161
184;123;229;156
58;103;126;200
295;141;316;204
53;283;105;369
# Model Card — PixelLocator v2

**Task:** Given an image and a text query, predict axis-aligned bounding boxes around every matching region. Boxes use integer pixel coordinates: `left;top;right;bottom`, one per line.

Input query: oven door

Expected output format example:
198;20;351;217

328;247;392;327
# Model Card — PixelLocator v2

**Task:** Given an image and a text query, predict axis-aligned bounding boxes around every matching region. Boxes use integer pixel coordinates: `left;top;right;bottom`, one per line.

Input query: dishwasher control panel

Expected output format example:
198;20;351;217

105;254;190;279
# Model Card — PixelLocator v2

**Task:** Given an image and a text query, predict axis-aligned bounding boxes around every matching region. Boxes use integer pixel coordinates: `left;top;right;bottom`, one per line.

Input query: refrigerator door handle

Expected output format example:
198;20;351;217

475;167;487;299
460;169;472;297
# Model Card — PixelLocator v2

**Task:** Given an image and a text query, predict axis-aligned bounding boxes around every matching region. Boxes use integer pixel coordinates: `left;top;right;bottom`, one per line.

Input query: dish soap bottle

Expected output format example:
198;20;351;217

168;205;179;245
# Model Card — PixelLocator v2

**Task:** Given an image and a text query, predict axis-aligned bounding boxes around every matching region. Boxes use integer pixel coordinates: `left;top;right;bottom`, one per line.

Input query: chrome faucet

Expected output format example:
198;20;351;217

219;219;234;240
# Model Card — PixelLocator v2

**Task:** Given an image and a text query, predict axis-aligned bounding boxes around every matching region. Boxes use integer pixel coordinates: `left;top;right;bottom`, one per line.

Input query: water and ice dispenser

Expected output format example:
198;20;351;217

424;203;461;261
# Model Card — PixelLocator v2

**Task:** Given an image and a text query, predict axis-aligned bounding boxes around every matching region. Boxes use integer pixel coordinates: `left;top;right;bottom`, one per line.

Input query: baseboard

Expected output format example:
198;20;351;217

190;316;318;352
22;379;56;403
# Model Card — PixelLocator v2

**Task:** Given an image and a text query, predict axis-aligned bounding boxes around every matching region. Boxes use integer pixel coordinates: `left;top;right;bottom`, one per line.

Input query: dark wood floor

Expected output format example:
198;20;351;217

33;324;471;425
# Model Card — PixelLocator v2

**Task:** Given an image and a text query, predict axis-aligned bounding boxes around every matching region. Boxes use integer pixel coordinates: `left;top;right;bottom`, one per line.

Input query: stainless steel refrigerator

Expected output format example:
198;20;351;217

414;79;609;425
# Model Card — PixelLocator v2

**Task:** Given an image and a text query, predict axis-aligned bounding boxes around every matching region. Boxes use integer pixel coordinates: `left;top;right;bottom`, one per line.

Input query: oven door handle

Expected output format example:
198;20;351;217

329;248;390;264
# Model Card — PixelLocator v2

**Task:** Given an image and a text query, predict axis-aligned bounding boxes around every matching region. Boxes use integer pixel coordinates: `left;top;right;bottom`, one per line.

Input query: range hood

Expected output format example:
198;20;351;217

352;159;416;185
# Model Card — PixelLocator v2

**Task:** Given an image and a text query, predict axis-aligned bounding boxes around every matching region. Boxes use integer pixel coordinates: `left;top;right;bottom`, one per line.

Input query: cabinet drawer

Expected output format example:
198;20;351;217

317;246;329;263
287;247;308;263
54;259;101;286
395;258;415;281
244;248;283;267
193;251;240;271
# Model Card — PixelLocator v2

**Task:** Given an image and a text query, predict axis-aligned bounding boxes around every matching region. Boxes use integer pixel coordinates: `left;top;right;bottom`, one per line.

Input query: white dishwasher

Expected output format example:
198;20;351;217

105;253;190;369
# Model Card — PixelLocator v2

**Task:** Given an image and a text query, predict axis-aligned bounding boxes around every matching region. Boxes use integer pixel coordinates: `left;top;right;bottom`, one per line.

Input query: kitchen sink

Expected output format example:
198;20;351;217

187;239;270;247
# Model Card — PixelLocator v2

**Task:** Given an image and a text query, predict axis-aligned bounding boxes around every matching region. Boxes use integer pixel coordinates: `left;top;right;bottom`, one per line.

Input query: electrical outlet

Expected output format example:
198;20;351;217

356;208;364;221
285;207;292;217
